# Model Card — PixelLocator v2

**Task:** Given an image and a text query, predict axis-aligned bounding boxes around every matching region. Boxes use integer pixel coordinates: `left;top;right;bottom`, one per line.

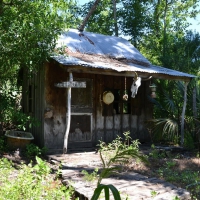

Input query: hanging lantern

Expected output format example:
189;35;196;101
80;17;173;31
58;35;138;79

149;83;157;98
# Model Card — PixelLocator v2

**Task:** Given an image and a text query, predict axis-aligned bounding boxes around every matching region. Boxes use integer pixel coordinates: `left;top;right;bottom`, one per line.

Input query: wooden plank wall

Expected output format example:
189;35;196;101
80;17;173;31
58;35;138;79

22;65;45;147
26;62;153;150
32;65;45;147
66;72;152;146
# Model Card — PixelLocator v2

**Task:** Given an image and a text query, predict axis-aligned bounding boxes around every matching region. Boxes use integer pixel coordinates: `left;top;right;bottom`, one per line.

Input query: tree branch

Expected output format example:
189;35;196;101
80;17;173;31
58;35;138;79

78;0;101;32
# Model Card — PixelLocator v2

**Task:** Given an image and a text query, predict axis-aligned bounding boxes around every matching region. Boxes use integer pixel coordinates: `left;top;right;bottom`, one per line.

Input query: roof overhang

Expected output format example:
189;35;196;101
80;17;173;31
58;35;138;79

52;55;196;82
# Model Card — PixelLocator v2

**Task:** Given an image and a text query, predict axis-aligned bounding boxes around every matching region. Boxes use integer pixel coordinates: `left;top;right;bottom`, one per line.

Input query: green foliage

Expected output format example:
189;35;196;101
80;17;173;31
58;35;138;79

91;184;121;200
186;182;200;200
0;0;79;133
0;157;13;170
0;0;77;82
150;190;158;198
0;82;39;131
10;110;40;131
82;168;98;183
89;132;148;199
0;157;74;200
118;0;150;47
0;136;7;152
97;131;147;185
147;80;200;146
166;160;176;169
33;156;51;178
149;144;167;159
155;159;200;199
184;132;195;150
172;196;180;200
147;118;178;143
25;143;48;158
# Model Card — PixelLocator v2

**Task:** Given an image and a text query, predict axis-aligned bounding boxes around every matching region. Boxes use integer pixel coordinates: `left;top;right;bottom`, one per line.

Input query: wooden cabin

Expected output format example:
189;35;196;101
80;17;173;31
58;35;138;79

22;29;195;153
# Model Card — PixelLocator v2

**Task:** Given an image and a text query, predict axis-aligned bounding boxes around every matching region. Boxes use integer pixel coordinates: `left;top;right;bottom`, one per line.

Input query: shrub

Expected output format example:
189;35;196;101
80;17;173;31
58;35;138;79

25;143;48;158
0;157;75;200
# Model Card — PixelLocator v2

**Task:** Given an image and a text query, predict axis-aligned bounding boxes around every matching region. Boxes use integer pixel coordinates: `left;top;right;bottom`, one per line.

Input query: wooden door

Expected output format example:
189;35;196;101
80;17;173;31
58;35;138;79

67;78;93;144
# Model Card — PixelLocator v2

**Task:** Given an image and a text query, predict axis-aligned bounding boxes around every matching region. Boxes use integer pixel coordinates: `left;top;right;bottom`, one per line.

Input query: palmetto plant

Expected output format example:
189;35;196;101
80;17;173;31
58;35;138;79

147;81;180;143
147;118;178;143
147;79;200;146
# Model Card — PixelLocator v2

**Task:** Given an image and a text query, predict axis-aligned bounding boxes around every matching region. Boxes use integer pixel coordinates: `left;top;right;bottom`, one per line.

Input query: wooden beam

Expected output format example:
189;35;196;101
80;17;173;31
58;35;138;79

60;65;192;82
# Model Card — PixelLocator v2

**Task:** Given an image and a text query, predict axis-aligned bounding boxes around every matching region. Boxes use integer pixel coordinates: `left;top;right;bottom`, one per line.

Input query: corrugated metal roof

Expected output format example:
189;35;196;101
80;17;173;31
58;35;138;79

56;29;150;66
52;55;195;78
53;29;196;79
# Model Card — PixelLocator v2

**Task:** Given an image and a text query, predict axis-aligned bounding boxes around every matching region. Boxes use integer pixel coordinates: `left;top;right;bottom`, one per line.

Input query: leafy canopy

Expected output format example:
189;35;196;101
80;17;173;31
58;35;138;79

0;0;77;82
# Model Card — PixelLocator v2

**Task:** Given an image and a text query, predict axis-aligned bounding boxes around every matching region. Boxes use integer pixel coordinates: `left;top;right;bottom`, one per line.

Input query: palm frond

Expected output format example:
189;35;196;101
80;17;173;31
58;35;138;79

147;95;163;110
164;93;176;112
147;118;178;142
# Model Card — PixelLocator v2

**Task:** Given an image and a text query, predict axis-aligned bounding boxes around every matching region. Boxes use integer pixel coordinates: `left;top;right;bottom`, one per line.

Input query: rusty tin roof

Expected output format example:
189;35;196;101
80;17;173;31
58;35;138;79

52;29;195;80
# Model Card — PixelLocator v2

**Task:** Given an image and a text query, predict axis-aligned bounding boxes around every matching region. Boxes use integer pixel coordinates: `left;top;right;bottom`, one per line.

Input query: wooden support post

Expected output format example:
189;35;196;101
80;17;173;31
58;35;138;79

181;82;189;146
63;72;73;154
55;73;86;154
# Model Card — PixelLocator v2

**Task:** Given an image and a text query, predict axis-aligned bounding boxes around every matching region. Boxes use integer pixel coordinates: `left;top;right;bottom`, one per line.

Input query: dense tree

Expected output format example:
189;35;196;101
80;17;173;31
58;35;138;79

138;0;200;67
0;0;77;82
0;0;79;133
118;0;150;47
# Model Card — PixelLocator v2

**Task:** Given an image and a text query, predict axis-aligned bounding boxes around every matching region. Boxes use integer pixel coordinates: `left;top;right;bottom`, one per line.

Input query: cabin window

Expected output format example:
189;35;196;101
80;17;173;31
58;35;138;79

113;89;131;114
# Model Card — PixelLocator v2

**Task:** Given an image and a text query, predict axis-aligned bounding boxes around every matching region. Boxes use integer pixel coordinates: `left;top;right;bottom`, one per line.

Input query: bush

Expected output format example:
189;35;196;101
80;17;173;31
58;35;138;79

0;157;75;200
25;143;48;158
0;136;8;152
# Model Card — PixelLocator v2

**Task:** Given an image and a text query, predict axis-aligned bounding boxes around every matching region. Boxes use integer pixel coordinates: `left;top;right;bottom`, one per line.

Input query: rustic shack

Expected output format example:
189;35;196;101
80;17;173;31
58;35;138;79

22;29;195;153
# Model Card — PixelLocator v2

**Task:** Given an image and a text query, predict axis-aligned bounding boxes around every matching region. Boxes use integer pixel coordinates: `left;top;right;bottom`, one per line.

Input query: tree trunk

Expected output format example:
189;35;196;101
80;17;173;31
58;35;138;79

193;85;197;118
78;0;101;31
113;0;118;37
180;82;188;146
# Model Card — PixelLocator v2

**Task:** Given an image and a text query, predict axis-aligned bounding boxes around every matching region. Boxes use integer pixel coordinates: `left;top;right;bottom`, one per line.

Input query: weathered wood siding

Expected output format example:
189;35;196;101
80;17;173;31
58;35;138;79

44;62;68;149
42;62;153;151
93;73;152;145
23;61;153;151
22;66;45;147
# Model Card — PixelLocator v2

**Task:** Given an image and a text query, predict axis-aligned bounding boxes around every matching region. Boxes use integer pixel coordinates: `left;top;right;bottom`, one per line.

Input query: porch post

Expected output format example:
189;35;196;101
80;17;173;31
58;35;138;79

180;81;189;147
63;72;73;154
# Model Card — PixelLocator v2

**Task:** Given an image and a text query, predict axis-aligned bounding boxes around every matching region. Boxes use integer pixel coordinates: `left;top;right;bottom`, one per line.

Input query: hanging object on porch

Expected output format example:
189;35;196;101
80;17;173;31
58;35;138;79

131;72;141;98
123;77;128;101
103;91;114;105
149;83;157;98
